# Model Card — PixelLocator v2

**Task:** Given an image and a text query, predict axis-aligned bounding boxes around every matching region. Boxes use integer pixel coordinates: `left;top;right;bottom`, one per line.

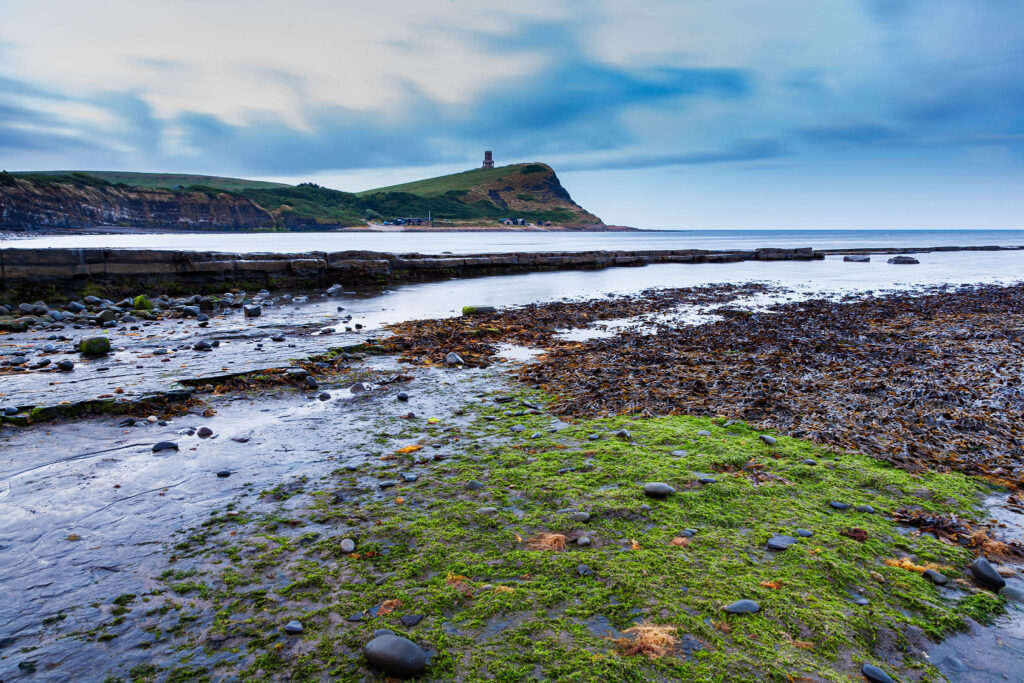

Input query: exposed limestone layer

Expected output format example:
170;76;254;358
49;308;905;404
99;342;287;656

0;247;820;296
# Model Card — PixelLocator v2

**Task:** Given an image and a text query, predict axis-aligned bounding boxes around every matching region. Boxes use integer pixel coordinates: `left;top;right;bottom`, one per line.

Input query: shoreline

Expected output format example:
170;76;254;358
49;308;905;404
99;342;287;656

1;280;1022;681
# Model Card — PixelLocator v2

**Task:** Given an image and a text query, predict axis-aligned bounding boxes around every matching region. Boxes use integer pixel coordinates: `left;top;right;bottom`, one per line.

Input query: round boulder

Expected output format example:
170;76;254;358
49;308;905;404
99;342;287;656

364;634;427;679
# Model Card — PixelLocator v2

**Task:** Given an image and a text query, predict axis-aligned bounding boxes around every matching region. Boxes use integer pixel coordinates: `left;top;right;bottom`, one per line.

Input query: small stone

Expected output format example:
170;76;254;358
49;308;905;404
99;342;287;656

402;473;418;482
216;469;231;478
364;634;428;679
723;599;760;614
465;480;485;491
587;433;601;441
576;563;594;577
477;507;498;514
577;536;591;547
698;476;717;484
861;664;893;683
193;340;212;351
400;614;423;626
643;482;675;499
829;501;850;510
379;480;398;489
531;432;542;439
510;425;525;433
152;441;178;452
870;571;885;583
887;255;919;265
697;430;711;437
350;382;368;394
670;450;688;457
614;429;631;440
318;392;331;401
244;305;262;317
340;538;356;554
78;336;111;355
569;511;591;523
57;359;74;371
795;529;814;538
969;557;1006;589
766;535;797;551
922;569;947;585
856;505;875;513
802;459;817;466
347;613;363;622
759;434;777;445
397;392;409;401
197;426;213;438
284;620;303;634
445;351;465;365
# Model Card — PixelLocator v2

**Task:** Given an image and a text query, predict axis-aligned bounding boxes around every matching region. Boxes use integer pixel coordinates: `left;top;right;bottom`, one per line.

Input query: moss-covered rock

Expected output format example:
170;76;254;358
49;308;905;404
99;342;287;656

78;336;111;355
132;294;153;310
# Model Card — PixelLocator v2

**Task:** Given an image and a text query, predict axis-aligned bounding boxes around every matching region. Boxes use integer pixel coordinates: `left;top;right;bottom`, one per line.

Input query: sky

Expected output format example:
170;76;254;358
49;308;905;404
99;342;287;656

1;0;1022;229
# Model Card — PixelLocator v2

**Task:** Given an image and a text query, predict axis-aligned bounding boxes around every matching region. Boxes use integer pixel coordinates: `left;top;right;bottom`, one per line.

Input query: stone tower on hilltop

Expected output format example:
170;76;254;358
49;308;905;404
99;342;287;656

482;151;494;168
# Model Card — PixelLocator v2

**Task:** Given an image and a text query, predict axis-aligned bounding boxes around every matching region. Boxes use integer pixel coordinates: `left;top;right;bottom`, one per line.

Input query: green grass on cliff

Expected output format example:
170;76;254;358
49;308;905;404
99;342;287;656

80;391;1004;682
11;170;289;192
358;164;538;197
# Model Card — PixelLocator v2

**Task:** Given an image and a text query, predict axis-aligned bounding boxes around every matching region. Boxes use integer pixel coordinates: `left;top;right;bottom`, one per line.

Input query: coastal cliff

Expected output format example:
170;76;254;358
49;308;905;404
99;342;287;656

0;172;274;232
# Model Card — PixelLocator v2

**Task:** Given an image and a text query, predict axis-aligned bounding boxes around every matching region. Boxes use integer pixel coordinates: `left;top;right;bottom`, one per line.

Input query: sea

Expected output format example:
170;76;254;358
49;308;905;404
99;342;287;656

3;228;1024;254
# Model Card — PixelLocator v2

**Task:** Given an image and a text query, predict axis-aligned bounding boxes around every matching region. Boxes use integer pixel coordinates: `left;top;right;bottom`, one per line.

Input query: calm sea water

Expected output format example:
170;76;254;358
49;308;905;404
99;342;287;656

3;229;1024;254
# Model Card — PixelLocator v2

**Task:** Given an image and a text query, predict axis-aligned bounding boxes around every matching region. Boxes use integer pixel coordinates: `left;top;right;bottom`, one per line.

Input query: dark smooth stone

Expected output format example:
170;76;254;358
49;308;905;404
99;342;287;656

216;469;231;478
57;360;75;371
510;425;525;433
969;557;1006;589
197;426;213;438
152;441;178;452
922;569;947;585
861;664;893;683
698;476;717;484
576;564;594;577
465;480;484;491
766;535;797;551
795;529;814;537
723;599;760;614
569;511;590;522
284;620;303;634
856;505;875;513
829;501;850;510
397;392;409;401
373;629;395;638
643;482;675;499
400;614;423;626
364;634;428;679
802;459;817;466
1003;585;1024;602
759;434;777;445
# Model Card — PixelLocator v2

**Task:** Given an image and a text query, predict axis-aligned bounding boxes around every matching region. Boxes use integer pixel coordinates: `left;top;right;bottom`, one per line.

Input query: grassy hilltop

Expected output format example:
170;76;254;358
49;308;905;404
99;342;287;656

6;163;604;230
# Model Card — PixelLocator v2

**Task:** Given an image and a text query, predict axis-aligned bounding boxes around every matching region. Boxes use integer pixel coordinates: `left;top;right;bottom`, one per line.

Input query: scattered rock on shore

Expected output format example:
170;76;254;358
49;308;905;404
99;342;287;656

888;256;920;264
969;557;1006;589
364;634;427;679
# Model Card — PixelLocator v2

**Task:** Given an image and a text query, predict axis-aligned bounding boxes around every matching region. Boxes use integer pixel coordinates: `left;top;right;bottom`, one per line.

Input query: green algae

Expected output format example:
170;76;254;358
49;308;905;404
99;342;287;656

87;393;1006;682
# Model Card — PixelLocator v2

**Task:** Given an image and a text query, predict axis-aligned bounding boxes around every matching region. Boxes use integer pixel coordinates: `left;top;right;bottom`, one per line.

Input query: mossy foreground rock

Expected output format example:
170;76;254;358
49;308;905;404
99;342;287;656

78;336;110;355
137;398;1003;682
132;294;153;310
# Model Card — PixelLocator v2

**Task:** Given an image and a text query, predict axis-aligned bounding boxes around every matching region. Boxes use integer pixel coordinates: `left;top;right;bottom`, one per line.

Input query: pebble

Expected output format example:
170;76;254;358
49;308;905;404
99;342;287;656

697;430;711;437
531;432;542;439
670;450;688;457
856;504;875;513
759;434;777;445
922;569;947;585
400;614;423;626
318;392;331;401
577;536;591;547
57;359;75;371
802;459;817;466
152;441;178;452
795;529;814;538
402;473;418;482
698;476;717;484
723;599;760;614
969;557;1006;589
284;620;303;634
829;501;850;510
397;392;409;401
643;482;675;499
465;480;485;491
350;382;368;394
379;480;398;489
510;425;525;433
193;340;211;351
576;564;594;577
445;351;465;365
364;634;428;679
766;535;797;551
587;433;601;441
477;507;498;514
861;664;893;683
569;511;591;523
197;426;213;438
216;469;231;478
340;538;356;554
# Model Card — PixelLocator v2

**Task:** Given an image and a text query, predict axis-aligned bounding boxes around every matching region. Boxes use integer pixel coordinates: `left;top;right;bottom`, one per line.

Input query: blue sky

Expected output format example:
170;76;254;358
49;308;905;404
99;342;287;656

1;0;1022;229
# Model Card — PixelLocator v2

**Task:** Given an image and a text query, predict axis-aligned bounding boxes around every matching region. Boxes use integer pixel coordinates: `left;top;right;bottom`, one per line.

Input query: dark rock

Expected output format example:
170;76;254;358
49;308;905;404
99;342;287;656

698;476;717;484
576;563;594;576
795;529;814;538
587;433;601;441
1002;585;1024;602
445;351;465;365
856;504;875;513
244;305;262;317
216;469;231;478
284;620;303;634
402;473;418;482
197;426;213;438
643;482;675;499
305;376;319;390
510;425;525;433
969;557;1006;589
373;628;395;638
843;255;871;263
364;634;428;679
697;430;711;437
54;359;74;371
569;511;591;523
723;599;760;614
181;306;200;317
829;501;850;510
759;434;777;445
577;536;591;546
766;535;797;551
465;480;485;491
802;459;817;466
379;480;398;489
194;340;212;351
397;392;409;401
887;256;919;265
152;441;178;452
922;569;947;585
400;614;423;626
861;664;893;683
318;392;331;401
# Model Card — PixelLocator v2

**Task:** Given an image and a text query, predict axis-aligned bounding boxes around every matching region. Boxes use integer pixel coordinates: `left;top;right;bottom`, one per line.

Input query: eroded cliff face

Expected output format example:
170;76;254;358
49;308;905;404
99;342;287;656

0;175;273;231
